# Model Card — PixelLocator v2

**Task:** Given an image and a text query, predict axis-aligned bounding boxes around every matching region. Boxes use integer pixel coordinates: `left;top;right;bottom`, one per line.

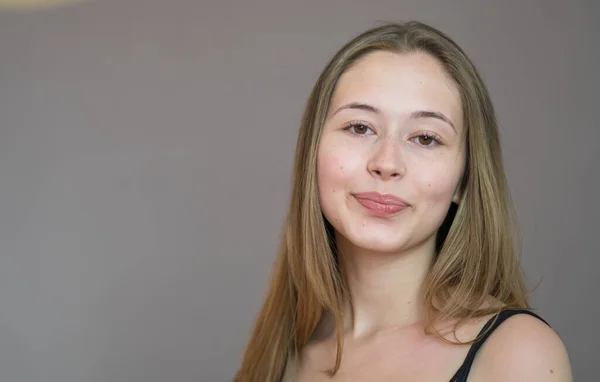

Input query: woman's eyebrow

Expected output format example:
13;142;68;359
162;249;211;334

330;102;456;133
330;102;381;117
411;110;456;133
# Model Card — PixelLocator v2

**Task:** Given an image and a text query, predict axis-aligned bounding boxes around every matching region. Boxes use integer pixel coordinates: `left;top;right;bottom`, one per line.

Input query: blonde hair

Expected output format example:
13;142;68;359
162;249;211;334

234;21;529;382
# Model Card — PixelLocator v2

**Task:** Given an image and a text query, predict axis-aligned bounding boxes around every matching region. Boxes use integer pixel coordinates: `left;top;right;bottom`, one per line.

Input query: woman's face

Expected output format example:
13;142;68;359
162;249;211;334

317;51;466;254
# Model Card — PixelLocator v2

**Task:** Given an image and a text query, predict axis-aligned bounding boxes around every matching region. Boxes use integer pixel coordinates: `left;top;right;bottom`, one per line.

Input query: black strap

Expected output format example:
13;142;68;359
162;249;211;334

449;309;550;382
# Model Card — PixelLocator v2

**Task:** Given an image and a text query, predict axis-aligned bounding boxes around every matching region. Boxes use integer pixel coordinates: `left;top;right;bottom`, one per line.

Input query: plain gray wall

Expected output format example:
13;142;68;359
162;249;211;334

0;0;598;381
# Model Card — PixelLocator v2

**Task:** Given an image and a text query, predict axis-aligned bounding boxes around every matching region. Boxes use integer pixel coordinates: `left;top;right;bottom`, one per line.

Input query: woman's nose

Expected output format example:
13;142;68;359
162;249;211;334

367;138;405;180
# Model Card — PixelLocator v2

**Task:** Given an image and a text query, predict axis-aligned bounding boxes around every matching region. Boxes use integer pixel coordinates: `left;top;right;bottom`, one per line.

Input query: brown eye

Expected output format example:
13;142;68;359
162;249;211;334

354;125;368;134
418;135;434;145
349;124;371;135
414;132;444;147
343;122;375;136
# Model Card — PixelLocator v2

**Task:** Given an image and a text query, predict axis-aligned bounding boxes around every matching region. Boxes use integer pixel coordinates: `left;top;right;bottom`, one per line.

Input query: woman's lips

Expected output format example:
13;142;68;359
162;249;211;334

352;192;409;217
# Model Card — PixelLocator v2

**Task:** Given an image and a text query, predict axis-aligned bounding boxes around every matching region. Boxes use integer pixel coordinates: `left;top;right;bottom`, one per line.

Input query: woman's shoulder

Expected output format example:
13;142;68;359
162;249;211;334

465;309;572;382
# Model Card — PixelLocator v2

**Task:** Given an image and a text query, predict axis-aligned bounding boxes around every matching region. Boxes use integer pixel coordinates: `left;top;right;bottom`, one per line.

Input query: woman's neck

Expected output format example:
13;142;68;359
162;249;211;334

336;234;437;340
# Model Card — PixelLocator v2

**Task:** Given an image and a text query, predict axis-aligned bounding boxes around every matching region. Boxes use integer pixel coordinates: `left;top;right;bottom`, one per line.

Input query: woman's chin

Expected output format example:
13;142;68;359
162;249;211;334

344;235;408;255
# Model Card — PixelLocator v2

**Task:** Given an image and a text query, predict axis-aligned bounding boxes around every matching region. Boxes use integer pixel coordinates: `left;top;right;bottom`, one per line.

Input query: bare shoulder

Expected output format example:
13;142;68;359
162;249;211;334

469;313;573;382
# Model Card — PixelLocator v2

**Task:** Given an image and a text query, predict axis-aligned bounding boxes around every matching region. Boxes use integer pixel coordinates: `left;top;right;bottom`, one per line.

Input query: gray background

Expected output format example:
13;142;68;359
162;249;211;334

0;0;598;381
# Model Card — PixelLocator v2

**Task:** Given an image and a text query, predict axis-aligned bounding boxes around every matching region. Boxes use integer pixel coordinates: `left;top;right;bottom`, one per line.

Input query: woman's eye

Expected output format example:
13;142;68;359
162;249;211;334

345;123;373;135
412;132;442;147
417;135;436;146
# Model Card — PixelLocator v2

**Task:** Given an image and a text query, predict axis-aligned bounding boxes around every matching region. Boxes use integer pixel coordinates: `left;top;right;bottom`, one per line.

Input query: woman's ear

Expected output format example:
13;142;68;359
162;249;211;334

452;184;463;204
452;192;461;204
452;165;467;205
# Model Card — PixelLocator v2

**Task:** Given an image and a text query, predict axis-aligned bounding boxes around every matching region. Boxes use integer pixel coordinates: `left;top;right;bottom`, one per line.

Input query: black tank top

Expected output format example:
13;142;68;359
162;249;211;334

448;309;550;382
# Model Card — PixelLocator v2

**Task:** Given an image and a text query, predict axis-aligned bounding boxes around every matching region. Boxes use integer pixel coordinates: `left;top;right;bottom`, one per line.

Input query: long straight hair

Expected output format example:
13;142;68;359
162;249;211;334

234;21;529;382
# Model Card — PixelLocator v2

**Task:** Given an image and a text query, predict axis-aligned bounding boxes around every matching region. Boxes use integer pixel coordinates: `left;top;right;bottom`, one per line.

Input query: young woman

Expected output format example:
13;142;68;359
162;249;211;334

235;21;572;382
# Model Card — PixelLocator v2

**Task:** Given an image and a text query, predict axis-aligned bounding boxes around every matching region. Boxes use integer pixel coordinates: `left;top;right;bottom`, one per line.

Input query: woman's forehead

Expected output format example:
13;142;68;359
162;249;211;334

329;51;463;130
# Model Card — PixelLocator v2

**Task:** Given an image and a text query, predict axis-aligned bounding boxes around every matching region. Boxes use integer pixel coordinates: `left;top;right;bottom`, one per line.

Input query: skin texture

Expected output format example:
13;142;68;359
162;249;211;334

317;50;466;337
318;51;465;259
296;50;573;381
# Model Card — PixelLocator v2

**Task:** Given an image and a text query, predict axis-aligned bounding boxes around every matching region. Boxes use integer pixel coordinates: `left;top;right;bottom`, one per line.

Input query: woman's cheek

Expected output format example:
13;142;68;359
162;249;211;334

318;154;345;196
417;167;461;204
